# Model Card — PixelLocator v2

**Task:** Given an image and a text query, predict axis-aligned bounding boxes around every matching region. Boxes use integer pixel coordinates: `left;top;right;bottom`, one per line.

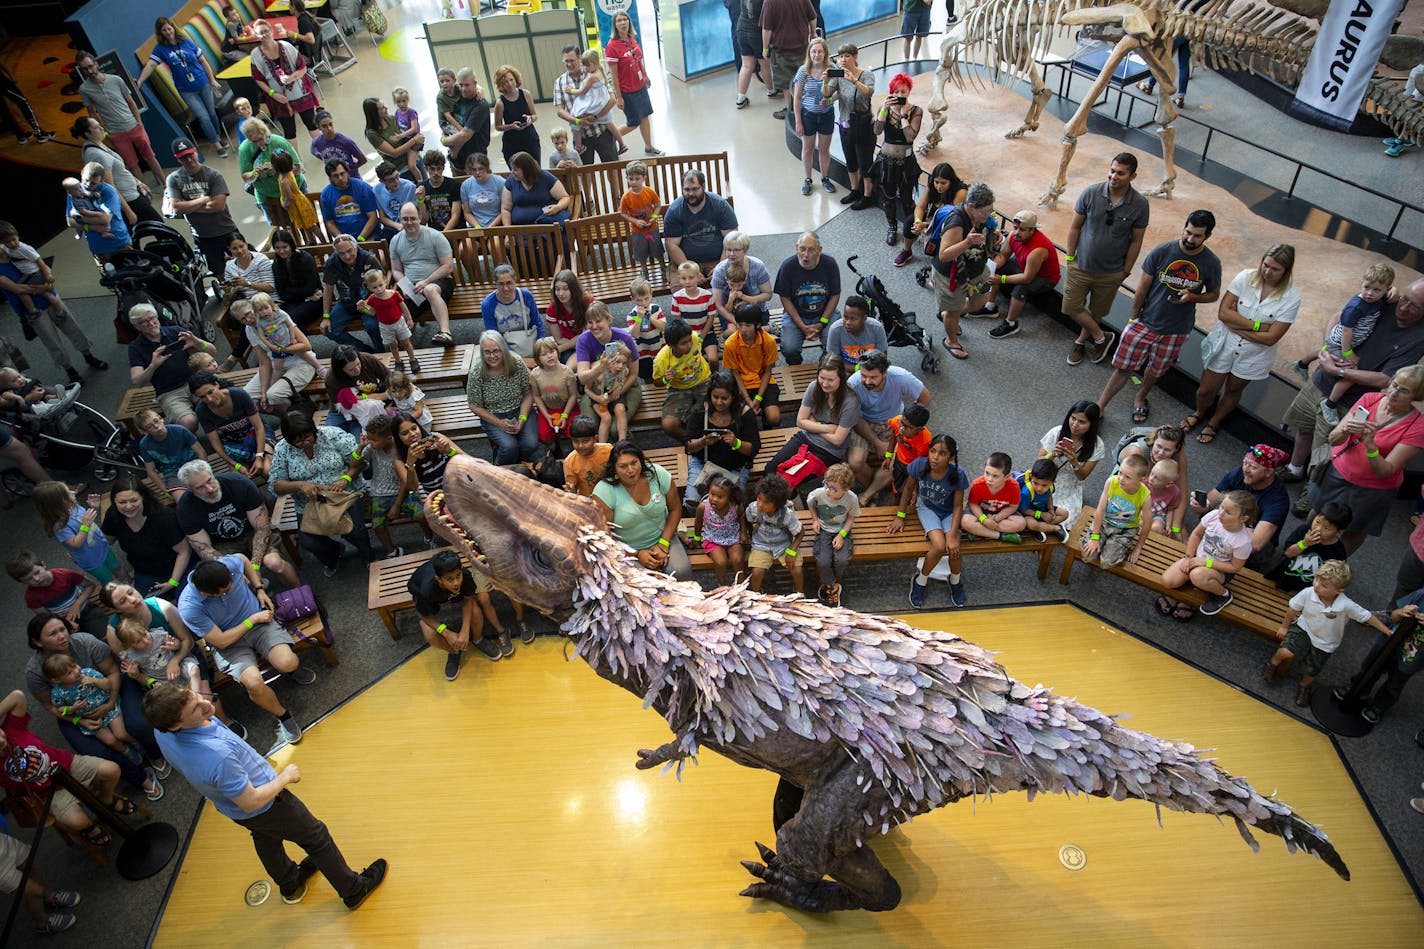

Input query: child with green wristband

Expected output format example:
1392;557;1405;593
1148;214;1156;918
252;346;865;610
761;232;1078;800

1160;489;1257;619
1303;262;1393;424
1082;453;1150;569
746;474;803;596
808;463;859;607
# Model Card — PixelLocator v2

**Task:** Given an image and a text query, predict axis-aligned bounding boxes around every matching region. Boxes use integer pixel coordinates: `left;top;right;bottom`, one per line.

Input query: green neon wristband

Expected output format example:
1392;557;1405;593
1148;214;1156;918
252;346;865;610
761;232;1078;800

339;474;353;484
657;538;670;549
732;438;742;451
884;450;894;459
436;623;448;634
1033;510;1042;520
79;525;90;533
819;316;829;324
754;394;763;402
1252;320;1262;332
1171;526;1182;534
1366;448;1380;458
168;578;180;587
352;450;364;460
896;511;907;518
1089;533;1101;541
1296;540;1308;552
837;529;848;538
1342;348;1354;357
518;414;528;421
977;514;987;523
71;715;82;725
1065;254;1075;262
243;618;254;629
1205;557;1214;569
447;448;458;457
785;548;798;557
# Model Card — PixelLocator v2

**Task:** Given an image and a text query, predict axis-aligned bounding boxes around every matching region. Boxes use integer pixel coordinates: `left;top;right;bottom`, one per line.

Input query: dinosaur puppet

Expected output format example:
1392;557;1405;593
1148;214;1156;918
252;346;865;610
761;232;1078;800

923;0;1424;207
427;456;1349;912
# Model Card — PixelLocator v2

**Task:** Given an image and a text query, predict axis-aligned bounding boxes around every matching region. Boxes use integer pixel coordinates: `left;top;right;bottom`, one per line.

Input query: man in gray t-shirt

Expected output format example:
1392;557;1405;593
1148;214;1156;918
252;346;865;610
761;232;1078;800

389;203;457;345
76;51;160;185
167;139;238;285
1063;153;1150;367
824;297;887;368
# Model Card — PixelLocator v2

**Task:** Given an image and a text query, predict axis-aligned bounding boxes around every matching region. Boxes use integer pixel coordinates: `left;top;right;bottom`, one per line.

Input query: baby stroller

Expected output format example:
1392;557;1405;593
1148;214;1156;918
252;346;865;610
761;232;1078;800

0;396;147;495
100;221;217;345
846;255;940;374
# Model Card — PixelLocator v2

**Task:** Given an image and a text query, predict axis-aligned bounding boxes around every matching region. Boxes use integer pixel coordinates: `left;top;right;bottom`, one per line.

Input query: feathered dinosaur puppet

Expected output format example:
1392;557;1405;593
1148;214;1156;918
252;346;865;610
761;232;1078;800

427;455;1349;912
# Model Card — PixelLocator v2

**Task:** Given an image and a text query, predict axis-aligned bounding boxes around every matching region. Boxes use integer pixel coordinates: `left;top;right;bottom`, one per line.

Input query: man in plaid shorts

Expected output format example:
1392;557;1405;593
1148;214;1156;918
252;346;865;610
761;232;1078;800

1097;210;1221;423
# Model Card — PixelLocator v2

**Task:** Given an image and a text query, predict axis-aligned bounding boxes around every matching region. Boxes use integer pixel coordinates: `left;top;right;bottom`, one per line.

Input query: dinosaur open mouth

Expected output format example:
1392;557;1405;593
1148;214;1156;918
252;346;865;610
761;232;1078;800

427;488;490;574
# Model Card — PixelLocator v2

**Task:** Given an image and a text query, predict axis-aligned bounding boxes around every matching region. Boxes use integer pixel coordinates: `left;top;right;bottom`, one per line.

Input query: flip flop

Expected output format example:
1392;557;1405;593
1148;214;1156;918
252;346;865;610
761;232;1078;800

1179;413;1201;433
1131;402;1150;424
942;337;969;360
1171;603;1196;621
1155;594;1175;616
1195;425;1219;444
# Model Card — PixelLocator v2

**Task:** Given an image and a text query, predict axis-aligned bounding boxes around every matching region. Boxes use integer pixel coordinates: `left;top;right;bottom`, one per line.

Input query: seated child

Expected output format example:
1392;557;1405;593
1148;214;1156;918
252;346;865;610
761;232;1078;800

1160;488;1257;619
252;292;326;378
1016;458;1071;541
391;86;426;183
961;452;1025;545
114;615;202;692
652;318;711;441
570;50;627;154
136;407;204;497
0;221;67;316
586;341;638;442
1266;501;1351;592
562;415;613;497
386;369;433;430
693;473;746;587
1300;262;1393;425
530;338;578;444
362;414;435;558
807;463;860;607
547;127;583;168
893;433;969;608
1265;559;1392;707
0;367;79;418
714;261;765;334
336;387;390;433
1147;458;1182;535
619;162;664;279
722;303;781;426
746;473;804;595
187;349;221;375
879;403;932;501
1083;453;1150;568
361;268;420;375
42;654;132;752
671;261;719;365
628;277;666;382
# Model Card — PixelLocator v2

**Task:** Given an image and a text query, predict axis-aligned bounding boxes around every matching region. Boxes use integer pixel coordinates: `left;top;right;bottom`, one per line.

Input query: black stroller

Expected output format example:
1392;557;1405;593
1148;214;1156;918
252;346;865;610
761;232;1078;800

846;255;940;374
0;397;147;495
100;221;218;345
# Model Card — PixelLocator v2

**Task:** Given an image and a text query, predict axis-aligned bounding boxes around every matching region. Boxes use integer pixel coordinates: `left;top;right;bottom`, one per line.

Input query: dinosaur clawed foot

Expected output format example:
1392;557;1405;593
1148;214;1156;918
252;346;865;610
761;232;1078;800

738;842;853;913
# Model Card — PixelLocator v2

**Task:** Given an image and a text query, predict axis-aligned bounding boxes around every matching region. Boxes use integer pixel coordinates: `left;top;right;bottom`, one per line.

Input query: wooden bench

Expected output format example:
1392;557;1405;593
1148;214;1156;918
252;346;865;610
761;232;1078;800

198;612;340;692
368;547;454;639
446;225;565;317
683;505;1062;580
116;345;475;432
1059;506;1290;640
566;213;671;304
556;152;732;218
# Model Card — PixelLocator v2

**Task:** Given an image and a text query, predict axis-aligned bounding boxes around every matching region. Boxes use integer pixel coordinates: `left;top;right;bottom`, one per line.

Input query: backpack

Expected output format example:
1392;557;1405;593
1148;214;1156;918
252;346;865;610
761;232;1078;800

926;205;992;288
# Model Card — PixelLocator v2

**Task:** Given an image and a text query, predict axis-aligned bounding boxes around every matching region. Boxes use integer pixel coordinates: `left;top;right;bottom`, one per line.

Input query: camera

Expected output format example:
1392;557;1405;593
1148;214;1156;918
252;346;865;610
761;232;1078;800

887;95;904;105
826;67;845;78
161;340;186;355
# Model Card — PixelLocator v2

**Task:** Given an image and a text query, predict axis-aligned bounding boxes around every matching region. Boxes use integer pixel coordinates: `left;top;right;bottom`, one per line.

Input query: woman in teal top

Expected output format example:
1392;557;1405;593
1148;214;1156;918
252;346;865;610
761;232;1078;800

101;582;200;678
591;441;691;579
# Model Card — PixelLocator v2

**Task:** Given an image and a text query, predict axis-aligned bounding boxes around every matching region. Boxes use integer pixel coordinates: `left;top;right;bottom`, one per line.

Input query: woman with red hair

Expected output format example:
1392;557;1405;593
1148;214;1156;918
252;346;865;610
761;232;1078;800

872;74;923;248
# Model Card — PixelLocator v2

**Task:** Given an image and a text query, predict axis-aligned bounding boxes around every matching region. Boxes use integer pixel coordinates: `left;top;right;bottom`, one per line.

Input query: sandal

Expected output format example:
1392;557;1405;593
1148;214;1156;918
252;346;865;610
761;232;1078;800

1179;413;1201;433
1171;603;1196;621
106;795;137;816
1155;595;1176;616
942;337;969;360
431;332;455;348
1130;402;1150;424
1195;425;1219;444
81;824;112;847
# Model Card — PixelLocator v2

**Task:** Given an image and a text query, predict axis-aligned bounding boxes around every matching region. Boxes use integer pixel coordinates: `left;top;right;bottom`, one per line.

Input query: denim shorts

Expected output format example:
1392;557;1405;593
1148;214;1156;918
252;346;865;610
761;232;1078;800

900;9;931;35
801;109;835;137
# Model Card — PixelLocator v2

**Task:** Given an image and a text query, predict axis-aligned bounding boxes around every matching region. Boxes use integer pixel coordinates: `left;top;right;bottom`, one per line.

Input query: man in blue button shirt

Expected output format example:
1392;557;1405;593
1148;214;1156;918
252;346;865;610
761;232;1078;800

143;681;387;907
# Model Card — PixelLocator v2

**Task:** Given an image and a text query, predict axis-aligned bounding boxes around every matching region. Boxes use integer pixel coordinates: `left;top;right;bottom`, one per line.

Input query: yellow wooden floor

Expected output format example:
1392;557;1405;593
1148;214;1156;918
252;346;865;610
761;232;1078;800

154;605;1423;948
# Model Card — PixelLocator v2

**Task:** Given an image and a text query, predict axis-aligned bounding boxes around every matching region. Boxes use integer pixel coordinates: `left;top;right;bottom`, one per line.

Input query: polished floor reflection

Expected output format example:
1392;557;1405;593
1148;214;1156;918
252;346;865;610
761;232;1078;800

154;605;1423;947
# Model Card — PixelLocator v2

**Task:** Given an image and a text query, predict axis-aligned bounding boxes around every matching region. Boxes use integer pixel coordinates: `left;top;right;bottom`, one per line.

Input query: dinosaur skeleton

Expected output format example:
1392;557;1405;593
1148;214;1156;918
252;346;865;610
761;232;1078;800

427;456;1349;913
923;0;1424;207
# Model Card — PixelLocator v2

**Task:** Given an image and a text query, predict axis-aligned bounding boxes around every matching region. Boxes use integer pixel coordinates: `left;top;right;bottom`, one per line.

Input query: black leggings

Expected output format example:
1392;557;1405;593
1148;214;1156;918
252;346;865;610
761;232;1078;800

878;156;920;229
0;71;43;136
272;108;319;141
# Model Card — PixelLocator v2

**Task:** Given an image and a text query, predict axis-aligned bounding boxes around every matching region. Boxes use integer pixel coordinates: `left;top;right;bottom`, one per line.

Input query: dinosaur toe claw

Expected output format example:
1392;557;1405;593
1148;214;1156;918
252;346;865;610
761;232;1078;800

755;841;777;863
740;860;767;878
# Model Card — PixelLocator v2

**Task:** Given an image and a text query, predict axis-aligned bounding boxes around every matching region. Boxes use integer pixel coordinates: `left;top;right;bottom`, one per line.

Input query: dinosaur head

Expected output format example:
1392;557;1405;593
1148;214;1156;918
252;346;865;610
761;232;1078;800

426;455;608;611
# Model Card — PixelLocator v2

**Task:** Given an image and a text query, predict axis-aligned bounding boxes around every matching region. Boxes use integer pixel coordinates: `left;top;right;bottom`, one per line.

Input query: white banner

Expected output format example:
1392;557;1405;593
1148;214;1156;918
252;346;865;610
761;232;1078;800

1293;0;1405;130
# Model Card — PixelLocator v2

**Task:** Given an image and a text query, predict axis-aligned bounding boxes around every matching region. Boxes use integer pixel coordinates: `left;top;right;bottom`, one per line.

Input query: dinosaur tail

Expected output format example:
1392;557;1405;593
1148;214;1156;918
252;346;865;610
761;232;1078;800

1011;690;1350;881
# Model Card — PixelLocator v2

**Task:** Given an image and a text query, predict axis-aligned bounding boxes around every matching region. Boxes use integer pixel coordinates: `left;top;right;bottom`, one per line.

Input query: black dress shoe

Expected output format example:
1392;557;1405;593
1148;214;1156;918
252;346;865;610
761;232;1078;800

84;354;108;370
839;189;861;205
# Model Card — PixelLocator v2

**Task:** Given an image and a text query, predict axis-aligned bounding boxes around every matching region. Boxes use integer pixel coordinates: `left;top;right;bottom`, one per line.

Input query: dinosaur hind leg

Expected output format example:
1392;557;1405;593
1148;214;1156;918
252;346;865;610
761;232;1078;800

772;776;804;830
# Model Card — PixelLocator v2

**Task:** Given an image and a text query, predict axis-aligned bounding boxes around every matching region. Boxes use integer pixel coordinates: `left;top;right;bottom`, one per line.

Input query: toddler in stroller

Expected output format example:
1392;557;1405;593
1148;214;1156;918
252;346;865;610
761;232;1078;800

0;367;82;419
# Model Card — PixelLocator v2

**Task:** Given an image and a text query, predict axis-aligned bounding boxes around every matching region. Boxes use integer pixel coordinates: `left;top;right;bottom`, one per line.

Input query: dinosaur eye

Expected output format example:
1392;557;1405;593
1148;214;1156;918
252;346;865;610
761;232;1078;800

531;549;550;571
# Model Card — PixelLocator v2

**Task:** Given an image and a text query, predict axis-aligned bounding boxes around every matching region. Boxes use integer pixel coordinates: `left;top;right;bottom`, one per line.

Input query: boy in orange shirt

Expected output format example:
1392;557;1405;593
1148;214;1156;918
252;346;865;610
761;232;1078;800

562;415;613;497
722;302;782;426
859;402;930;503
618;161;663;280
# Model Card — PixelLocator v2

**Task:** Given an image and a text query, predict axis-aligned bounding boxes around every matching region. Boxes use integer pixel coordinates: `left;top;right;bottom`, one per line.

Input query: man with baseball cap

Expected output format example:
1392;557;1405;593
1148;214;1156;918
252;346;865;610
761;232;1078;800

986;209;1061;340
166;137;238;285
1190;442;1292;567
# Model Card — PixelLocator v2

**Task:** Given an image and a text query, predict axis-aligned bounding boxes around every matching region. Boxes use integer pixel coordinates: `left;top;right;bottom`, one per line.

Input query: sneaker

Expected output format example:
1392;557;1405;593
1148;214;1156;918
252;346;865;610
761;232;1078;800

999;532;1022;544
949;580;967;607
150;757;172;779
216;145;230;158
908;574;927;608
393;359;406;375
773;108;788;120
35;912;76;935
1066;342;1087;366
343;858;388;909
1412;798;1424;815
1360;705;1380;724
474;637;502;661
988;319;1020;339
65;366;83;384
1294;684;1314;707
825;581;841;608
444;650;462;681
1261;662;1278;682
767;87;781;98
497;631;515;657
1055;524;1069;542
893;248;913;268
44;890;80;911
736;95;750;109
1089;331;1116;363
1291;359;1310;380
885;226;898;247
821;176;836;193
1318;399;1341;427
144;776;164;801
277;717;303;744
1198;590;1233;616
517;620;536;644
1331;684;1351;701
946;13;959;22
385;546;406;560
965;300;998;318
228;719;249;741
801;177;812;196
645;147;665;157
409;356;421;374
851;195;877;211
1385;139;1416;157
839;189;861;205
288;666;317;685
1384;137;1403;147
15;132;31;145
817;584;832;606
35;131;56;144
616;143;629;155
281;856;320;903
